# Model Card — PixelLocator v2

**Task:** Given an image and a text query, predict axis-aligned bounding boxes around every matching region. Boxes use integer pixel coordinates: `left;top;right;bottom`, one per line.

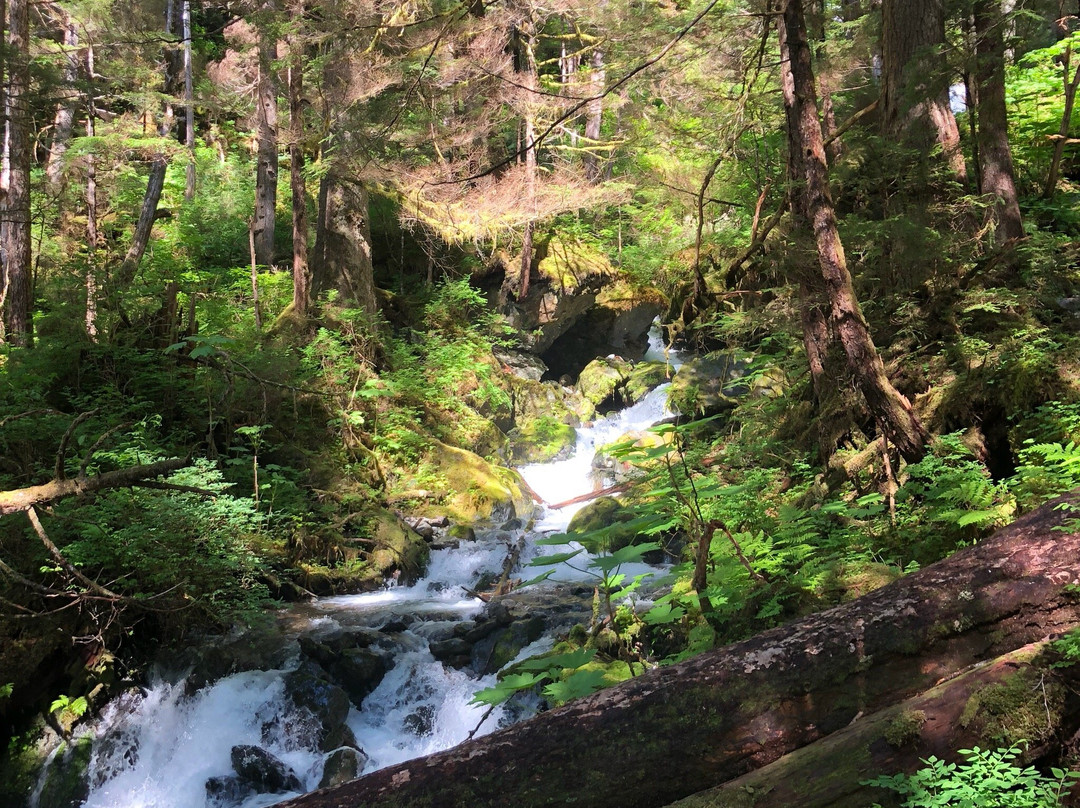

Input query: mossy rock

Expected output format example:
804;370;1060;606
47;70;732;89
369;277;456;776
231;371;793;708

508;417;577;464
366;508;430;584
577;357;632;407
626;361;671;404
567;496;641;553
511;377;594;426
427;441;534;524
536;235;614;293
668;351;753;416
36;736;93;808
593;430;674;483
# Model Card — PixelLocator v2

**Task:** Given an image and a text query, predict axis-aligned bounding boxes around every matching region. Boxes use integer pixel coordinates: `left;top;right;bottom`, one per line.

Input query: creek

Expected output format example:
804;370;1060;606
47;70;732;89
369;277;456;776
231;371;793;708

34;332;683;808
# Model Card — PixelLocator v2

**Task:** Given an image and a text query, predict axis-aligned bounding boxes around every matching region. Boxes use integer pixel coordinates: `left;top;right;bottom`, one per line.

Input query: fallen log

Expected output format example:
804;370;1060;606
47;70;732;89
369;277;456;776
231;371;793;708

670;641;1080;808
0;456;189;515
546;480;632;511
277;494;1080;808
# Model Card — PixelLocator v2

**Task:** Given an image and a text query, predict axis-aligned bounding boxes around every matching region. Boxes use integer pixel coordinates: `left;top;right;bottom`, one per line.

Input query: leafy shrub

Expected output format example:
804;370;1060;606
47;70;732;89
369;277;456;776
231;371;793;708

865;745;1080;808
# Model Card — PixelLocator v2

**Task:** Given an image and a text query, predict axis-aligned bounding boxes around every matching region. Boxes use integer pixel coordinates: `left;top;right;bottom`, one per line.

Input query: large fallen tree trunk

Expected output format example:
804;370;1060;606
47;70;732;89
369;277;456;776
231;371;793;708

670;641;1080;808
279;494;1080;808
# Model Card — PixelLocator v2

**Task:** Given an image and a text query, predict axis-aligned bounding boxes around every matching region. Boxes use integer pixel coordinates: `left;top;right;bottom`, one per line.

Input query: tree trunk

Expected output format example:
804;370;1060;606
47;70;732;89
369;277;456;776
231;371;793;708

583;47;605;182
781;0;928;462
182;0;195;200
974;0;1024;243
44;11;79;191
311;173;376;315
518;22;538;300
85;64;99;341
1043;41;1080;198
670;642;1080;808
117;0;179;287
253;15;279;267
288;6;310;317
1;0;32;346
881;0;968;181
276;493;1080;808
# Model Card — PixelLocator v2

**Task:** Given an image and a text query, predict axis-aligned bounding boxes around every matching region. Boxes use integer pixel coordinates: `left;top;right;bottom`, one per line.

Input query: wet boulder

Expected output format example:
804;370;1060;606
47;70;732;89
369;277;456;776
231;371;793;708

205;775;254;807
229;744;302;793
475;616;547;674
625;361;670;404
507;417;577;464
429;638;473;669
330;648;389;707
403;704;436;737
282;664;353;751
423;441;535;525
577;356;633;409
35;736;93;808
319;747;368;789
566;496;641;553
667;351;753;417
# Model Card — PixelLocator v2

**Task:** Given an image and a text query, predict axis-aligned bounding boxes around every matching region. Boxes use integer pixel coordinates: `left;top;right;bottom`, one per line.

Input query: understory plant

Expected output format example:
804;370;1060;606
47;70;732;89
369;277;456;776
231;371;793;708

865;745;1080;808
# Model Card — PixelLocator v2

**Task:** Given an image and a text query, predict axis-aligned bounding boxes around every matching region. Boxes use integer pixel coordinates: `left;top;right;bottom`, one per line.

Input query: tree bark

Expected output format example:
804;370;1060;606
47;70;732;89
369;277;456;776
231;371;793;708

781;0;928;462
116;0;179;287
85;70;99;341
311;173;376;315
518;21;539;300
881;0;967;181
288;6;310;317
44;11;80;191
670;642;1080;808
0;457;189;515
1043;38;1080;199
253;12;279;267
583;47;605;182
0;0;32;346
276;493;1080;808
974;0;1024;243
182;0;195;200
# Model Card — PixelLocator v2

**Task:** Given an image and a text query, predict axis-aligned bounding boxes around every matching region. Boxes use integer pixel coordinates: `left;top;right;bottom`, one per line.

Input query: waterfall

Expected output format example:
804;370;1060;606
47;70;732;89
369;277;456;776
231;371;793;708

52;349;682;808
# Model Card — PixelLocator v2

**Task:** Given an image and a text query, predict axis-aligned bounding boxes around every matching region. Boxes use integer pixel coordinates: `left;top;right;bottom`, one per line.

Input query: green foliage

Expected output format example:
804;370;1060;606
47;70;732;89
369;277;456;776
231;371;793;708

49;695;88;720
0;683;12;699
471;648;603;707
865;746;1080;808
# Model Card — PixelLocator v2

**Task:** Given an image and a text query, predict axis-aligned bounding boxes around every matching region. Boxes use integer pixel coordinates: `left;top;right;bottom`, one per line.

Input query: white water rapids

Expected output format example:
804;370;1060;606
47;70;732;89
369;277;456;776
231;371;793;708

45;329;684;808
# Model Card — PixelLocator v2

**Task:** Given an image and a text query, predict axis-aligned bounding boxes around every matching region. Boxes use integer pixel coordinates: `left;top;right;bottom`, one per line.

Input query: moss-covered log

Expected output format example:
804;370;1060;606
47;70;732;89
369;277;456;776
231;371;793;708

668;641;1080;808
276;494;1080;808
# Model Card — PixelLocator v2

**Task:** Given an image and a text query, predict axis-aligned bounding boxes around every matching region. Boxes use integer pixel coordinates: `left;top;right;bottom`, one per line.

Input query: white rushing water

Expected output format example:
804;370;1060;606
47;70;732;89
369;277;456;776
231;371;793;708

58;330;684;808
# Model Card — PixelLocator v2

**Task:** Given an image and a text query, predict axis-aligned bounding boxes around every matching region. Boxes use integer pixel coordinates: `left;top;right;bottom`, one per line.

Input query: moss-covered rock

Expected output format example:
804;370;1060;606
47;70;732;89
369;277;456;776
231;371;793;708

508;417;577;464
626;361;671;403
511;377;594;426
577;357;633;408
668;351;754;416
567;496;641;553
36;736;93;808
427;441;534;524
366;508;430;584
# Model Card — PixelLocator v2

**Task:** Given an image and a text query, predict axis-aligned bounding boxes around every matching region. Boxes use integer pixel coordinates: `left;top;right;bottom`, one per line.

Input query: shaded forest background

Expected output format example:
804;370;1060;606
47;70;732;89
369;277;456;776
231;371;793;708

4;0;1080;802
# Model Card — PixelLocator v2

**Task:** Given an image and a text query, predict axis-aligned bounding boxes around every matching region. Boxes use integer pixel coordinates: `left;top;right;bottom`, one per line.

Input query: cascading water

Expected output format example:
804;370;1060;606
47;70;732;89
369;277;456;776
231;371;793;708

50;329;685;808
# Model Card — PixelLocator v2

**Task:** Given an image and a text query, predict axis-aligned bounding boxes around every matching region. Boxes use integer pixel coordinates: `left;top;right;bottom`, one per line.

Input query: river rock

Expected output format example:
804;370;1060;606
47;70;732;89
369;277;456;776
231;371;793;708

330;648;389;707
424;441;534;524
566;496;641;553
319;747;368;789
625;361;670;403
511;377;595;426
507;417;577;464
281;664;353;751
667;351;753;416
365;509;430;586
577;356;633;409
474;616;547;674
493;348;548;381
206;775;254;807
35;736;93;808
230;744;303;793
403;704;437;737
430;638;473;669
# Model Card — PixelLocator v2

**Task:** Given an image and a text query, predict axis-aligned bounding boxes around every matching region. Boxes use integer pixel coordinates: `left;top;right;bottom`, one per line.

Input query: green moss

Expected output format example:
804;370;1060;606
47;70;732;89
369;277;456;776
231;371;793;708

884;709;927;747
507;417;576;464
577;357;631;406
426;441;533;523
535;235;614;292
959;670;1063;746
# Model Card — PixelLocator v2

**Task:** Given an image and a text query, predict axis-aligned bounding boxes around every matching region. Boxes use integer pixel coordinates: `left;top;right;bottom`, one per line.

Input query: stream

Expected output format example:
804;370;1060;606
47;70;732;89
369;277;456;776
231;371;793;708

35;332;683;808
